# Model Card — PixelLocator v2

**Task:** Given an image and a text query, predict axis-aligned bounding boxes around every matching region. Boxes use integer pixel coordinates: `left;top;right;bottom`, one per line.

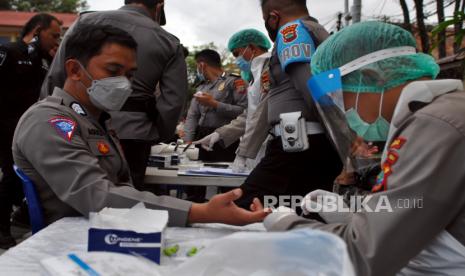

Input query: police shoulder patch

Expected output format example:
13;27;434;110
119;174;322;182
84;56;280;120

0;50;7;66
70;102;87;116
49;116;77;141
234;79;247;94
276;19;316;71
260;70;271;94
371;136;407;192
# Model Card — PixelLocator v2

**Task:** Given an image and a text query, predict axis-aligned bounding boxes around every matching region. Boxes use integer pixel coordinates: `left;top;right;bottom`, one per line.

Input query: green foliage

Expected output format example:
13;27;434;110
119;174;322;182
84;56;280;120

431;11;465;52
9;0;88;13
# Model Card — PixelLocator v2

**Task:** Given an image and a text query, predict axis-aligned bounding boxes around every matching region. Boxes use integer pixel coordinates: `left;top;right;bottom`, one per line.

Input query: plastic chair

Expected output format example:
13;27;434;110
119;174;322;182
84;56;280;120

13;165;45;234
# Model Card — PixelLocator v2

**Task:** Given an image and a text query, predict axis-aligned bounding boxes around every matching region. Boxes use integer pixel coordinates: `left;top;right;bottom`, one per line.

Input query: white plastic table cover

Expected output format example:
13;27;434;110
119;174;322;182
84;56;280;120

0;217;265;276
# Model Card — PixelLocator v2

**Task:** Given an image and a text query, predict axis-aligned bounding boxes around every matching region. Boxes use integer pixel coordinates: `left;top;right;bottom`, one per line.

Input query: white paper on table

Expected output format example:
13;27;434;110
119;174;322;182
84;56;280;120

179;167;249;177
89;202;168;233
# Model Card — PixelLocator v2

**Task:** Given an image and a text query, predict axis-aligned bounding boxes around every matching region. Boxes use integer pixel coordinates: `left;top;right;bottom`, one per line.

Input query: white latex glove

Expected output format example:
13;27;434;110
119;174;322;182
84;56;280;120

193;132;221;151
301;189;352;224
231;155;247;173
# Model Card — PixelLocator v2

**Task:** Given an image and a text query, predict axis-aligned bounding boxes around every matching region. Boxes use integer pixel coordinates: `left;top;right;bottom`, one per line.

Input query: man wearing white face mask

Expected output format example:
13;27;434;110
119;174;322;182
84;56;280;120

12;24;269;227
194;29;272;173
41;0;186;190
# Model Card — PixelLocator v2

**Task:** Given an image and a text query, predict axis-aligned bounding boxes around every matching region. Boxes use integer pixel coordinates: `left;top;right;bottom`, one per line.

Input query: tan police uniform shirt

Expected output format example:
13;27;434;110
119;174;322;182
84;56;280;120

13;88;191;226
264;80;465;276
184;72;247;141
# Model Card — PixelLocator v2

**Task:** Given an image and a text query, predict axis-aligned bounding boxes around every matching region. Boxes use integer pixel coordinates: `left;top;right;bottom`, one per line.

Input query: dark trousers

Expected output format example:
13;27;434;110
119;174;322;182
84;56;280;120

185;126;240;203
0;146;24;234
235;134;342;210
119;139;152;191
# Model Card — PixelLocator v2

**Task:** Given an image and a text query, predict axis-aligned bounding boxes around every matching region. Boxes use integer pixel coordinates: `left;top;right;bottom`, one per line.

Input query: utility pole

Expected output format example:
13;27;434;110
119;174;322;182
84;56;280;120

336;12;343;31
352;0;362;23
344;0;351;26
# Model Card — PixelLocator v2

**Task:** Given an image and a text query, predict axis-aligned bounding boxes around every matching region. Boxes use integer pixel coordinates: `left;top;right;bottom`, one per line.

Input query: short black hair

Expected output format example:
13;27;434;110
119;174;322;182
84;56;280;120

20;13;61;39
261;0;307;9
124;0;158;9
195;49;221;68
65;24;137;66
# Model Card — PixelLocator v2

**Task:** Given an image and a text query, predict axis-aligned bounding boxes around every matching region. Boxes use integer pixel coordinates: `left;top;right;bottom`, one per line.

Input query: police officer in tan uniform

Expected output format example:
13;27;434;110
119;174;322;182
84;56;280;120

264;22;465;276
184;49;248;162
0;13;61;248
41;0;187;190
13;24;268;227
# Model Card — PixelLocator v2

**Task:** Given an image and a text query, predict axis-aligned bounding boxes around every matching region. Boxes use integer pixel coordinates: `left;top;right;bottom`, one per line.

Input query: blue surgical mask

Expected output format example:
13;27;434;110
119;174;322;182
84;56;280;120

345;91;390;142
196;67;205;82
236;56;251;73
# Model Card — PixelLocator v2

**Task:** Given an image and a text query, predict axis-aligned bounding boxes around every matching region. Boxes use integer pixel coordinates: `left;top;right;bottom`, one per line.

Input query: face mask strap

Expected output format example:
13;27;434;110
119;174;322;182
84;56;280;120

76;60;94;83
378;89;385;118
239;46;249;58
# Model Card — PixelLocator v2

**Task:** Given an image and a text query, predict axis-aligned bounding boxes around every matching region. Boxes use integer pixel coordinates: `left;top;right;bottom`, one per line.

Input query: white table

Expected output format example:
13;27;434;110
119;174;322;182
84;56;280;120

0;217;265;276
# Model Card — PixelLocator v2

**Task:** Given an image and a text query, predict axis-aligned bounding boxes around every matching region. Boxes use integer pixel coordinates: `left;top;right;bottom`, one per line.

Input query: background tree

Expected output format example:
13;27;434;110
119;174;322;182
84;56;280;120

9;0;88;13
399;0;412;32
453;0;464;53
436;0;446;58
414;0;430;53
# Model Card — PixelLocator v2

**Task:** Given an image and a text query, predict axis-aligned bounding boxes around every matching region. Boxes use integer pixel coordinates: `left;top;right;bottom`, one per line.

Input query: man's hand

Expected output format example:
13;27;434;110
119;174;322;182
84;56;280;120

188;189;271;225
352;136;378;157
192;132;221;151
195;92;219;108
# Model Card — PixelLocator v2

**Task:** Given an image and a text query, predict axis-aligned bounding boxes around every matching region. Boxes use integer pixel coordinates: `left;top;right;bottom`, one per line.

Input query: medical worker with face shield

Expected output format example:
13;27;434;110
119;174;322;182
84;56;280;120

264;21;465;276
194;29;273;172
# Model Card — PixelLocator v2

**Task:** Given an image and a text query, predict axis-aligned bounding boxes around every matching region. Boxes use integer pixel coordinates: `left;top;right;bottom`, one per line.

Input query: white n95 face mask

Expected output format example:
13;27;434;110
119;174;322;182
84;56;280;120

78;62;133;112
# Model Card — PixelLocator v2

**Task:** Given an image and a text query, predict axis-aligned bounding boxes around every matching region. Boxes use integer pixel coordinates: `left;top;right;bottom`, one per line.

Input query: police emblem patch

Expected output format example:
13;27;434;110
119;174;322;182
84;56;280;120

97;141;110;154
261;71;271;94
70;102;87;116
0;50;6;66
49;117;77;141
372;136;407;192
234;79;247;94
218;82;226;91
280;24;299;43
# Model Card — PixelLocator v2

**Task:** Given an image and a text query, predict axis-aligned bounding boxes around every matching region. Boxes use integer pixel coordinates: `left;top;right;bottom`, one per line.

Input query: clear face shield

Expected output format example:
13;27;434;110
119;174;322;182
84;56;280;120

307;46;416;187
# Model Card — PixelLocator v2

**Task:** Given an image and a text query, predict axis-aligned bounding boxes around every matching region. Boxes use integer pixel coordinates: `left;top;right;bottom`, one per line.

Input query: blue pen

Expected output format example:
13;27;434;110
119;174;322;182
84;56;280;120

68;253;100;276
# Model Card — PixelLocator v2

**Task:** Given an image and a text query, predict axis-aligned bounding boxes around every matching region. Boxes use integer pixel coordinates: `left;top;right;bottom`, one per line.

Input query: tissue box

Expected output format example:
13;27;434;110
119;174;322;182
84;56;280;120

88;228;163;263
88;205;168;264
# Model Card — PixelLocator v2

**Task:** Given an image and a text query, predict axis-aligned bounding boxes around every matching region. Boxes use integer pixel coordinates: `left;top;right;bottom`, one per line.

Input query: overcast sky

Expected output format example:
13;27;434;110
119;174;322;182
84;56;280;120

86;0;456;50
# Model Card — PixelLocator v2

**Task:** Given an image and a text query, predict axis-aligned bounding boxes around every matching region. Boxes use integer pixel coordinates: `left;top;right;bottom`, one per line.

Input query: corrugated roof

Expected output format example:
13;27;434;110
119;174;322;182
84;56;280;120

0;11;77;28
